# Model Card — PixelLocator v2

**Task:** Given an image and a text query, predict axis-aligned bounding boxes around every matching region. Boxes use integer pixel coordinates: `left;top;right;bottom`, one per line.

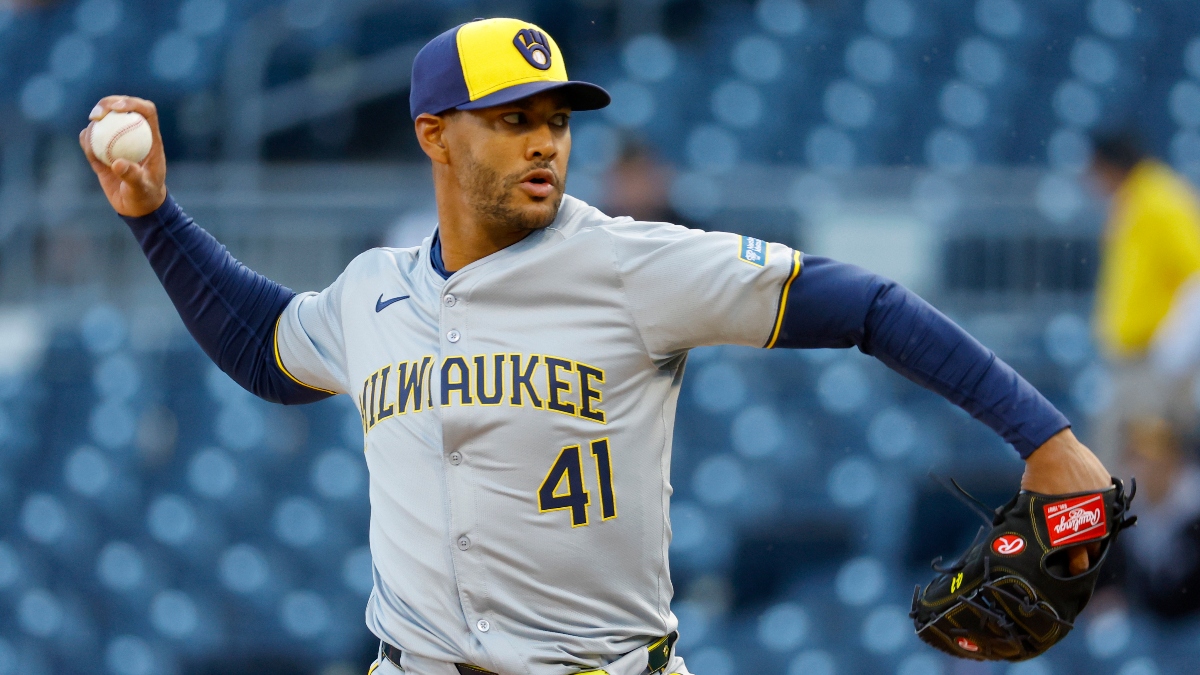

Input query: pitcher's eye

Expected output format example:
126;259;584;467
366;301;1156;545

551;114;569;127
503;113;523;124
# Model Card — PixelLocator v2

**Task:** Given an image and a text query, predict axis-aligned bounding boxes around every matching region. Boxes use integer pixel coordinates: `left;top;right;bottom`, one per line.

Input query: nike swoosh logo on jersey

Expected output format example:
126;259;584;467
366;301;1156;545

375;294;410;312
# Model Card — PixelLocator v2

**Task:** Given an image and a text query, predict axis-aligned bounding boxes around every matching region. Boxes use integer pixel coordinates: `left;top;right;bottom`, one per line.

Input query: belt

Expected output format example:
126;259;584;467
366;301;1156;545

381;632;678;675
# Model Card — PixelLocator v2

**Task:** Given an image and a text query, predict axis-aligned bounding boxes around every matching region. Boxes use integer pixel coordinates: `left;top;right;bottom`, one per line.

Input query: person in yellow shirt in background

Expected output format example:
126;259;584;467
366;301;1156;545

1089;135;1200;620
1089;133;1200;467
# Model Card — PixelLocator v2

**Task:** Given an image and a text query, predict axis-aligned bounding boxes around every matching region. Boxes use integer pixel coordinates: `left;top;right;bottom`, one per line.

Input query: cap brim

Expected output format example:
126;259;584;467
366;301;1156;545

455;80;611;113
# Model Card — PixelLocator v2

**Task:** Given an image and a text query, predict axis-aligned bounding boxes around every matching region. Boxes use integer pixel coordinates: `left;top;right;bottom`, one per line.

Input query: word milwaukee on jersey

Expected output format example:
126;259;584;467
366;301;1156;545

359;354;607;432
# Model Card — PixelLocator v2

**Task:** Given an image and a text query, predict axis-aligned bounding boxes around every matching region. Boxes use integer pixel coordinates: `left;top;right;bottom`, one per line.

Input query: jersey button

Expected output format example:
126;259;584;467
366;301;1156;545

443;294;457;307
449;452;462;465
477;619;490;633
447;330;461;343
457;536;471;550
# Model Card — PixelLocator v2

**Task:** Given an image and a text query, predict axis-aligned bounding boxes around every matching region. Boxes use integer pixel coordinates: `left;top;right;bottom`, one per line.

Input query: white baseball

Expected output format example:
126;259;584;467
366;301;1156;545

89;111;153;167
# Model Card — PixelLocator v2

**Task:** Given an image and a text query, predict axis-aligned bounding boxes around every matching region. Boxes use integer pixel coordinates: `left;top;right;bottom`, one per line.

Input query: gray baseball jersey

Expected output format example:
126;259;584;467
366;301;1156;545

274;194;800;674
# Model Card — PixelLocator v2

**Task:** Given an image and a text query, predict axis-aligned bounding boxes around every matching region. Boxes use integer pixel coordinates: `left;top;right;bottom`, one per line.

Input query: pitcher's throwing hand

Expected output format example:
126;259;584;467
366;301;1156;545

80;95;166;217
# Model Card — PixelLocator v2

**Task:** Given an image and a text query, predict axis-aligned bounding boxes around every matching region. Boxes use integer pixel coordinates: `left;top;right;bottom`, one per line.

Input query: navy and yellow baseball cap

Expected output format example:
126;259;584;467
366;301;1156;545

409;18;611;120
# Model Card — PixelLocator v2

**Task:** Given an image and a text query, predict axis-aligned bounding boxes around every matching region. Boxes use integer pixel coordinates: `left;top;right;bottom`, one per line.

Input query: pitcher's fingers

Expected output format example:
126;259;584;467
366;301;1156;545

1068;546;1090;576
109;96;160;125
111;158;149;187
137;100;163;149
78;127;93;158
95;94;139;110
79;125;97;161
90;95;131;120
92;96;160;124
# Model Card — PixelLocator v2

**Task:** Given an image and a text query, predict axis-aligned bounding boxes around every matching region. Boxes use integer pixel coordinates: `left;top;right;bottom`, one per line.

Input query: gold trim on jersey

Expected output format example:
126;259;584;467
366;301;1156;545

273;315;339;394
764;250;803;349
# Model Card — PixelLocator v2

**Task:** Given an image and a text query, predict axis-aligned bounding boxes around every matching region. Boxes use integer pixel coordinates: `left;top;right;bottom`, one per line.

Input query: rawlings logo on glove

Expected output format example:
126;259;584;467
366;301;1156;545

991;535;1025;556
1044;495;1107;547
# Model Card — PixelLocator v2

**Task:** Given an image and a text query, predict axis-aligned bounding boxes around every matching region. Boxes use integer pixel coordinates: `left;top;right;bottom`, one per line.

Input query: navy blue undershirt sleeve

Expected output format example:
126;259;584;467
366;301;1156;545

120;194;332;405
773;255;1069;458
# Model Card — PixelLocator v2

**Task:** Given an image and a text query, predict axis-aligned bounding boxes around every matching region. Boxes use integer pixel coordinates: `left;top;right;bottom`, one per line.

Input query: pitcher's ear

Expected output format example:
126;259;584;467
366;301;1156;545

415;113;451;165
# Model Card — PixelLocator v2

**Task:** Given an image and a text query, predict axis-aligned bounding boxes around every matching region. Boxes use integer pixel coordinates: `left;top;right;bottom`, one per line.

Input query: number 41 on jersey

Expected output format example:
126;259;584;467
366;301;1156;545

538;438;617;527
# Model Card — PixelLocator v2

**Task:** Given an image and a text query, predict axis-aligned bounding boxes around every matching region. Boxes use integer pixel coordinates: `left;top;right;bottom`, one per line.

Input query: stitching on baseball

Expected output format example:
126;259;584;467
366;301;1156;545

105;119;145;165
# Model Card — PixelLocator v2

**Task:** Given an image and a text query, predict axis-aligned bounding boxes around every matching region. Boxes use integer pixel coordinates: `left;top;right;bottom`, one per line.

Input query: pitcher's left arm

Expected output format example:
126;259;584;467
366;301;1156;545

774;254;1111;573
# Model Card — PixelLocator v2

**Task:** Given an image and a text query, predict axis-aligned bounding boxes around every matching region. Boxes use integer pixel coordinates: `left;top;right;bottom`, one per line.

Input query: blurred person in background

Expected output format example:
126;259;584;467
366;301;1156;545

602;140;679;224
1112;417;1200;619
1089;134;1200;467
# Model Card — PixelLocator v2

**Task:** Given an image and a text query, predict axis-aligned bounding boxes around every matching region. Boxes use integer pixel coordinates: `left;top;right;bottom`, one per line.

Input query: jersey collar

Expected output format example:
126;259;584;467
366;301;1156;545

429;230;453;280
425;196;584;281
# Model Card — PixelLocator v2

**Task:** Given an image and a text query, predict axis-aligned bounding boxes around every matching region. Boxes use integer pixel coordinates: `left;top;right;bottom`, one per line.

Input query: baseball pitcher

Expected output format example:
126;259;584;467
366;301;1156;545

82;18;1115;675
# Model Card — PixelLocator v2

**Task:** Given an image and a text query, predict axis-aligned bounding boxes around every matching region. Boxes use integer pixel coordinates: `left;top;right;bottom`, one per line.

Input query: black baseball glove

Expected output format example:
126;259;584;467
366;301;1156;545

910;478;1136;661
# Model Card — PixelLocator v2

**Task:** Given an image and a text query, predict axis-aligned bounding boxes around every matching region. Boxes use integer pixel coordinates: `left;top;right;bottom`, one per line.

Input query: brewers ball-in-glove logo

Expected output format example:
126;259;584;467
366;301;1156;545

910;478;1136;662
514;29;552;70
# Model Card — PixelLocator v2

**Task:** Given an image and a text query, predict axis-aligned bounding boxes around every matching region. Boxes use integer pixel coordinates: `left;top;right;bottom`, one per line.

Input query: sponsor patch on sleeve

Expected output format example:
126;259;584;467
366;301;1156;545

1043;494;1108;547
739;236;768;267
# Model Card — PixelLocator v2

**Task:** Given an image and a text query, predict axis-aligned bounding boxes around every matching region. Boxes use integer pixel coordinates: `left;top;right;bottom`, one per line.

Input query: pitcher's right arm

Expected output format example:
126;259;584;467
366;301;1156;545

81;96;336;404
